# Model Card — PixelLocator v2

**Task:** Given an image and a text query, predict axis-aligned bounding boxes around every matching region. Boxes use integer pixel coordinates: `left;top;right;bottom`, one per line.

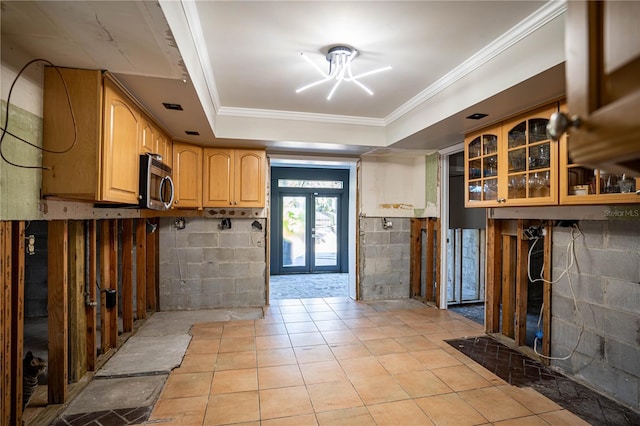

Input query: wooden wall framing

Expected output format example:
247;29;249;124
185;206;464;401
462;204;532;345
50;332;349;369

485;218;552;362
1;217;159;424
409;218;440;306
1;222;26;426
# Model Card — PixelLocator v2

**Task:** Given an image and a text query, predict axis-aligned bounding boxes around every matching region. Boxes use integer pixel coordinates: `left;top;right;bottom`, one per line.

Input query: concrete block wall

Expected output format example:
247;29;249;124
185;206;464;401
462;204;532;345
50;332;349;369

358;217;410;300
159;217;266;310
550;220;640;410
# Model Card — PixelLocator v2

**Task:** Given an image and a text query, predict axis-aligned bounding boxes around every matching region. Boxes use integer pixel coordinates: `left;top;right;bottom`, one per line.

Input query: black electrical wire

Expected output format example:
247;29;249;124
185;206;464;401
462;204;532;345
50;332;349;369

0;58;78;169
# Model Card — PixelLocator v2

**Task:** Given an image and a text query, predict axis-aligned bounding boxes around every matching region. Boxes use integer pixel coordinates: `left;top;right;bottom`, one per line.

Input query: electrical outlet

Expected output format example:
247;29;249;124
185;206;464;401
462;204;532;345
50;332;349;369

523;226;544;240
26;234;36;255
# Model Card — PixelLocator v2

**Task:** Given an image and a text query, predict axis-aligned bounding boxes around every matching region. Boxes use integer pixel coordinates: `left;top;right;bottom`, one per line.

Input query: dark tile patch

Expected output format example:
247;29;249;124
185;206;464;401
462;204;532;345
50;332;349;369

52;407;152;426
447;336;640;426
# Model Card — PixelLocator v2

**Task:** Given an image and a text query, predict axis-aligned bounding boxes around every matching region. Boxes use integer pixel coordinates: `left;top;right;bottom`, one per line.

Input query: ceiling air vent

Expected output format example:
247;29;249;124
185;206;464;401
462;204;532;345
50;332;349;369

466;113;488;120
163;103;183;110
185;130;200;136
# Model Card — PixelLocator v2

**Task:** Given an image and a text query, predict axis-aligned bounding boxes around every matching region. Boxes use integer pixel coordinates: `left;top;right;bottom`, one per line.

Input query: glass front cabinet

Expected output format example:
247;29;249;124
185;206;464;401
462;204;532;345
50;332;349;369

560;104;640;204
465;101;640;208
465;103;559;207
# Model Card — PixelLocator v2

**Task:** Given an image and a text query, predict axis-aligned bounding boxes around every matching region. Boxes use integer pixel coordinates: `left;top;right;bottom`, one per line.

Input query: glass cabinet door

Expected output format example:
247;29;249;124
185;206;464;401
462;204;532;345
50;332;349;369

465;128;500;206
560;134;640;204
502;104;558;206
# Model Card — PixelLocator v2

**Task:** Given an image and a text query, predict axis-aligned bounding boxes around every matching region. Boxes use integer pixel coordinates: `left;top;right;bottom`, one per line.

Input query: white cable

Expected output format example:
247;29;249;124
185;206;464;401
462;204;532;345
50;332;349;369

528;225;581;285
531;224;585;360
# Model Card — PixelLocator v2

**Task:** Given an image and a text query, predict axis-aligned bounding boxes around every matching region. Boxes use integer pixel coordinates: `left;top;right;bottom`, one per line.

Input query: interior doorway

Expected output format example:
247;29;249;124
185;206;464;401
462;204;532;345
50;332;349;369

444;151;487;321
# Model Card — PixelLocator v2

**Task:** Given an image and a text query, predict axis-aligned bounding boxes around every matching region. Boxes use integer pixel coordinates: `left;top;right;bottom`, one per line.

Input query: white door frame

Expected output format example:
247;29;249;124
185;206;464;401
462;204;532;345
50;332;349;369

438;143;464;309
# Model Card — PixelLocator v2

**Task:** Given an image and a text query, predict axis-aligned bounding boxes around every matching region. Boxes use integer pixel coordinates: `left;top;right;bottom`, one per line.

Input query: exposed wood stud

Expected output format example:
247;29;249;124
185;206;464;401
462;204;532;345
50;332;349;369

108;220;118;348
501;234;516;339
48;220;69;404
135;219;147;320
86;220;97;371
485;219;502;333
410;218;424;297
1;223;12;425
121;219;134;332
68;221;87;382
99;220;112;353
515;220;529;346
428;218;438;304
11;221;25;425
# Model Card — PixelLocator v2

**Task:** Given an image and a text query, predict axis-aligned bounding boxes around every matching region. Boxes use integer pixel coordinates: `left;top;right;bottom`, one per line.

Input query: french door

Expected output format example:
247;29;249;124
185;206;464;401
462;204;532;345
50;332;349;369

280;193;340;273
270;167;349;275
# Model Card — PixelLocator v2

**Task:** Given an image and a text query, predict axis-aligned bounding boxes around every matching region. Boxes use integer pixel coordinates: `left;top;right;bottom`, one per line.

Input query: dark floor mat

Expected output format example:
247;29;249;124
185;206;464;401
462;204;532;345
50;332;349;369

51;406;152;426
447;336;640;426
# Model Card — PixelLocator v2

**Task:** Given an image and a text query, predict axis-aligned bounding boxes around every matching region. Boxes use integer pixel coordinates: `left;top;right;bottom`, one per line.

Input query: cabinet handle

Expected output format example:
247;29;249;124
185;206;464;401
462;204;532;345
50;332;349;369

547;112;582;141
174;200;178;204
497;198;506;203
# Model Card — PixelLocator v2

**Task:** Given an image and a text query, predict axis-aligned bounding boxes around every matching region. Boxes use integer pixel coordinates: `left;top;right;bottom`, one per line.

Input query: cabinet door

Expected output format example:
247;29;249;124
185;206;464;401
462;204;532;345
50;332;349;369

465;127;501;207
172;142;202;208
157;133;173;169
234;149;266;207
203;148;233;207
139;118;155;155
101;79;140;204
565;1;640;175
501;103;558;206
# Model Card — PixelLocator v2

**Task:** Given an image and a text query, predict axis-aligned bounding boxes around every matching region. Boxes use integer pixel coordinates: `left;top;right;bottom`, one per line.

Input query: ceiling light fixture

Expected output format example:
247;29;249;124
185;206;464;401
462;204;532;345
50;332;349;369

296;45;391;100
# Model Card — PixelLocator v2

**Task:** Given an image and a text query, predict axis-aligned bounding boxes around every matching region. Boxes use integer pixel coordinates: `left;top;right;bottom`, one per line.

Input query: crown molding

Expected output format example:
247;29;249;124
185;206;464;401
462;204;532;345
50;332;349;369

384;0;567;125
218;106;386;127
180;0;221;113
178;0;566;131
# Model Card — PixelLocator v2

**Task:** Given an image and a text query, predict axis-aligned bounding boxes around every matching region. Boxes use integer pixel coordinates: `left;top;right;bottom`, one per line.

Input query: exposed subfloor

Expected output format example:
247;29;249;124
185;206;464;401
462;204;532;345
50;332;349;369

447;335;640;425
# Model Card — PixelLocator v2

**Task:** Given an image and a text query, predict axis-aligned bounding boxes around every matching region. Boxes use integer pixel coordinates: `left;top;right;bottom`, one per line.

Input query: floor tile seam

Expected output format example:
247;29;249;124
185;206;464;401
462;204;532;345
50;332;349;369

408;393;490;426
457;384;537;413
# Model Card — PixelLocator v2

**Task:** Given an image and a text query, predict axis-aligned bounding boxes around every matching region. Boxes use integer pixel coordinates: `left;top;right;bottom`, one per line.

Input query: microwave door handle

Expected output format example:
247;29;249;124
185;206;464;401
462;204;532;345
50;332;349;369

160;175;175;209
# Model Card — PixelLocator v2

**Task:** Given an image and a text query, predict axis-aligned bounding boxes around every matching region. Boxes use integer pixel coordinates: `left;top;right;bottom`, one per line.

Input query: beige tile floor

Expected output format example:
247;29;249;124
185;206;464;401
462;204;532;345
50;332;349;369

144;298;589;425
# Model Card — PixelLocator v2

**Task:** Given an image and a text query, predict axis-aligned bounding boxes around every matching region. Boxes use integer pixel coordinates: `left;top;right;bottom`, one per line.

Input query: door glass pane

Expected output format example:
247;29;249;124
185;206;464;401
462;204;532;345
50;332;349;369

508;122;526;148
528;118;550;143
468;137;481;158
314;196;337;267
278;179;343;189
282;196;306;267
483;178;497;201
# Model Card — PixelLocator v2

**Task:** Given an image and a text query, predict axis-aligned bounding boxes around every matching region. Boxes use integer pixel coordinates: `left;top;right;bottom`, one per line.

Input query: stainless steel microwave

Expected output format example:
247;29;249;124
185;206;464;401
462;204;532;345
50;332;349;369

139;153;174;210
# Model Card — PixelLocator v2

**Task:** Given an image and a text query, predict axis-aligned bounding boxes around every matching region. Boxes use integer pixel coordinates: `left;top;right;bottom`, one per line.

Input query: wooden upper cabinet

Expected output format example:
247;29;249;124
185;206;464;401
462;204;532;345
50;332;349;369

139;117;155;155
560;100;640;205
465;125;501;207
101;79;140;203
203;148;266;208
139;118;172;169
235;149;266;207
172;142;202;208
203;148;232;207
564;0;640;175
42;68;140;204
156;132;173;169
500;103;559;207
42;68;101;200
465;103;559;208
